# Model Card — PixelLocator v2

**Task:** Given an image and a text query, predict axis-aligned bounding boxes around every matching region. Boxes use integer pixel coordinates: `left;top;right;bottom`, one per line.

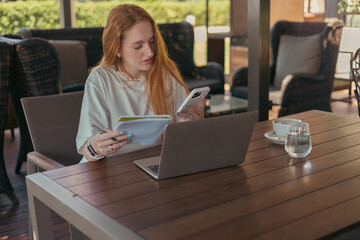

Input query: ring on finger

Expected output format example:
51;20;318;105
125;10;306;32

109;145;113;151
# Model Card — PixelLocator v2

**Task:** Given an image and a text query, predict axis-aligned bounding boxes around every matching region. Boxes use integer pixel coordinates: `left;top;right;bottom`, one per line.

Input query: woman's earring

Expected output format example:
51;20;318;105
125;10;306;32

117;53;121;58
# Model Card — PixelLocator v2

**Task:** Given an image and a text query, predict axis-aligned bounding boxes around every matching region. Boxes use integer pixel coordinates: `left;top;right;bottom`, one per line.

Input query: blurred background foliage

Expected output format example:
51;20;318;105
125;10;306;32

0;0;229;34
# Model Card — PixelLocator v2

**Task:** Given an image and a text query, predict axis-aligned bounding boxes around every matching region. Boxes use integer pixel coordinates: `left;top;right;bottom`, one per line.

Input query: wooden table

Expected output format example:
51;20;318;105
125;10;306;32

26;110;360;239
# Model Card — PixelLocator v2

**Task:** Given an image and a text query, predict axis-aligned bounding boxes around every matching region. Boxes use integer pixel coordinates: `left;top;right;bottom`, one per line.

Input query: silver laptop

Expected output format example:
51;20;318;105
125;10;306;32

134;111;258;180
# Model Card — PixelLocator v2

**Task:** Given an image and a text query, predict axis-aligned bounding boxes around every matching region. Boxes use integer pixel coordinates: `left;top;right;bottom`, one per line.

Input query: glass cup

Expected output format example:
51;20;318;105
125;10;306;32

285;122;312;158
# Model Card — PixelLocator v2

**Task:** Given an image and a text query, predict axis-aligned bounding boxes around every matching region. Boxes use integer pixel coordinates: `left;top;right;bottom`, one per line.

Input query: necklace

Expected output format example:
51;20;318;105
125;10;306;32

118;65;145;82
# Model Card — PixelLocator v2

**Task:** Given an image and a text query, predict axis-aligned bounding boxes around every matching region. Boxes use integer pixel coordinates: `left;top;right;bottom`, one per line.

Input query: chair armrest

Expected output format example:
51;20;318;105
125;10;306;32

27;151;65;173
195;62;224;81
231;67;248;87
279;73;325;93
62;83;85;93
279;73;331;116
291;73;325;82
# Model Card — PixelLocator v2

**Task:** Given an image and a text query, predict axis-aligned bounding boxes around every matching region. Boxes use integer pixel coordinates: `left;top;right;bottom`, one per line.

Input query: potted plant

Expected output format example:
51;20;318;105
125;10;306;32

338;0;360;26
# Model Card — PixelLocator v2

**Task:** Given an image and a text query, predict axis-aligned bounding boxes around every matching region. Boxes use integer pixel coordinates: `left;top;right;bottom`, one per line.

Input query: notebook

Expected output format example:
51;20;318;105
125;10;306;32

134;111;258;180
114;115;171;145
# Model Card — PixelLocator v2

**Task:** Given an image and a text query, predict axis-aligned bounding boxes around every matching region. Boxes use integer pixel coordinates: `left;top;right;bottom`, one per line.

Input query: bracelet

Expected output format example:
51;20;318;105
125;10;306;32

85;140;105;160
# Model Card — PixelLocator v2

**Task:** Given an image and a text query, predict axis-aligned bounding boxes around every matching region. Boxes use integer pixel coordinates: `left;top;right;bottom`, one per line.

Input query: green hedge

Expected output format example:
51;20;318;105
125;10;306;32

0;1;229;35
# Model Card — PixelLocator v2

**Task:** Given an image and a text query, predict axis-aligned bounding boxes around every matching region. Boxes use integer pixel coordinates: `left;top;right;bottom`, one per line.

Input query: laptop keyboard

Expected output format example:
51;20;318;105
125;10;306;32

148;164;159;174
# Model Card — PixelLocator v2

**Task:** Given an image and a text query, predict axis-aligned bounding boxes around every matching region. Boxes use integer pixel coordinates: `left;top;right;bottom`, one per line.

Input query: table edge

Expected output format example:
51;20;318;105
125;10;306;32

26;173;143;240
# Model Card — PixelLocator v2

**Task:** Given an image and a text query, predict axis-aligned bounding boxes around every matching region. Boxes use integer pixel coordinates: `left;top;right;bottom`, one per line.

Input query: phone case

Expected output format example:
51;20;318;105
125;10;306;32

177;87;210;113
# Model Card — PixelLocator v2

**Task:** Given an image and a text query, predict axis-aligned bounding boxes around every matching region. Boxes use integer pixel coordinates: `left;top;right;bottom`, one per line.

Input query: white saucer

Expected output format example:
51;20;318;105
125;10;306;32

264;131;286;145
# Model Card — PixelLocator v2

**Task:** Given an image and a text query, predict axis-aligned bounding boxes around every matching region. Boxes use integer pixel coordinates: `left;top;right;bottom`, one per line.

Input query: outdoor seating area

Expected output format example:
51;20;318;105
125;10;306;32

231;20;344;117
1;0;360;239
17;22;225;95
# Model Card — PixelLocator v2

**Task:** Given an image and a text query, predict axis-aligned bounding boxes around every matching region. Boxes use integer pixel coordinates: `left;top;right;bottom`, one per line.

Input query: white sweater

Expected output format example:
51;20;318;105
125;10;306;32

76;66;188;163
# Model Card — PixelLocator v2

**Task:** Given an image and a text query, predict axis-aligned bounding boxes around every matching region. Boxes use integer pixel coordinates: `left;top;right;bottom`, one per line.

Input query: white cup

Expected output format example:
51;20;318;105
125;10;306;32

272;118;302;138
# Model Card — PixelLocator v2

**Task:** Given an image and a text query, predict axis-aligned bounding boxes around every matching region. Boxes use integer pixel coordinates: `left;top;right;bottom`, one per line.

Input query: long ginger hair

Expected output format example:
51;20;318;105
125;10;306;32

98;4;189;116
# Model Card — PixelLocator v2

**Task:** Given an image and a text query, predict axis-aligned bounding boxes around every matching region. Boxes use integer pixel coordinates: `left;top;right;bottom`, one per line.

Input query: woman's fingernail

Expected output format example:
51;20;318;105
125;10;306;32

182;106;186;109
127;134;133;138
119;131;125;135
202;96;205;99
128;139;132;143
176;112;179;115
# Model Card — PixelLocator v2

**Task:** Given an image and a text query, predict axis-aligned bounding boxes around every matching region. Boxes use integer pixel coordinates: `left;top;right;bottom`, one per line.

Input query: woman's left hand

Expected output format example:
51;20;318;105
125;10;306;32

177;97;206;121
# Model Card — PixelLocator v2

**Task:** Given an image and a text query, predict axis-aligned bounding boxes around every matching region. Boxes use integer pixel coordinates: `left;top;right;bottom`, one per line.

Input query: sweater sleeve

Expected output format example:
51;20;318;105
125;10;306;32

76;69;110;154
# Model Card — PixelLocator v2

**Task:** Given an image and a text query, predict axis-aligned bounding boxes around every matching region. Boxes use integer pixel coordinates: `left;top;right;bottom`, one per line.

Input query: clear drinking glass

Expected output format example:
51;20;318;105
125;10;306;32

285;122;312;158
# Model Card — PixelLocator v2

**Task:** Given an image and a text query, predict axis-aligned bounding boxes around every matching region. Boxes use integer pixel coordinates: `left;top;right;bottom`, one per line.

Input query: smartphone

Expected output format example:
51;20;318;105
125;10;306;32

177;87;210;113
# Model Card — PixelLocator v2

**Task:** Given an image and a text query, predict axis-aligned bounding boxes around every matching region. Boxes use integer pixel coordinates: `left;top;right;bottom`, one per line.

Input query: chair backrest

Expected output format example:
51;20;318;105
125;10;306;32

0;41;13;143
21;91;84;166
7;37;62;172
351;48;360;117
0;40;15;196
7;37;60;124
270;21;343;87
18;27;104;69
16;38;60;96
158;21;196;79
18;22;197;79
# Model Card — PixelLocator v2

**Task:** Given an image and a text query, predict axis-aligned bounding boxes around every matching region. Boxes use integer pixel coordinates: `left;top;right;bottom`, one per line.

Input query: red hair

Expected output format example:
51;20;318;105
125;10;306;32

98;4;189;116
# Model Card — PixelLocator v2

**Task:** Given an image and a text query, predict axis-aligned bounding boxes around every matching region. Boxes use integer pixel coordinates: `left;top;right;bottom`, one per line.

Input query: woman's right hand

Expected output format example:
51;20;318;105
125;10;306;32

85;129;132;161
177;97;206;121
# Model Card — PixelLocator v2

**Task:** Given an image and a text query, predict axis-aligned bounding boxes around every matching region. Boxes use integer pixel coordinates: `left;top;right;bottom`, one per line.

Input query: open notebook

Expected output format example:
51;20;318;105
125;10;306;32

114;115;171;145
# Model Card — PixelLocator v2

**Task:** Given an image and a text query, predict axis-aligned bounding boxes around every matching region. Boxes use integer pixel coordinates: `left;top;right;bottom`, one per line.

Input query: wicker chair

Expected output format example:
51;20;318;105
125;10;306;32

351;48;360;117
6;37;60;173
231;20;343;117
159;21;225;94
0;38;19;204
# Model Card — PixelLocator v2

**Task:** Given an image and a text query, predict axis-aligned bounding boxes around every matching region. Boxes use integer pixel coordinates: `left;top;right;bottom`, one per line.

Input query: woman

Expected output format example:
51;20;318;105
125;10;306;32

76;4;205;163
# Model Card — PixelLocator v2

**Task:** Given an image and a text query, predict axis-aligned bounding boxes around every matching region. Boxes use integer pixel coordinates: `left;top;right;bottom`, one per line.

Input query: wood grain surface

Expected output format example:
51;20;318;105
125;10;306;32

41;110;360;240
